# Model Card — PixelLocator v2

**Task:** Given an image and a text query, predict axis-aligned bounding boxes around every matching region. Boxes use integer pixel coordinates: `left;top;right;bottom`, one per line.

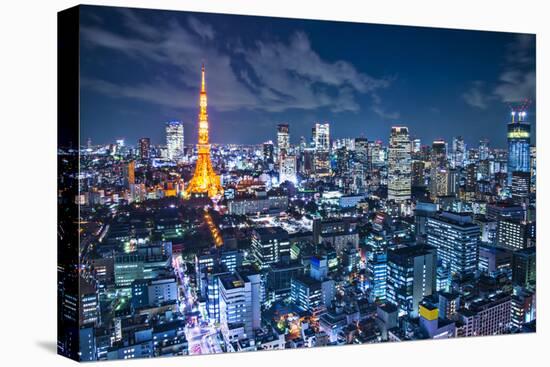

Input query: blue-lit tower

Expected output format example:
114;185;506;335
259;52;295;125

507;110;531;185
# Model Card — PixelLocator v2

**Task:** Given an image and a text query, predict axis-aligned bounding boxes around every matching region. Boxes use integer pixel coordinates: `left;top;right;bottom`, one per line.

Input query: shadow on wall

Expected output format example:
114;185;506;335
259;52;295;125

35;340;57;355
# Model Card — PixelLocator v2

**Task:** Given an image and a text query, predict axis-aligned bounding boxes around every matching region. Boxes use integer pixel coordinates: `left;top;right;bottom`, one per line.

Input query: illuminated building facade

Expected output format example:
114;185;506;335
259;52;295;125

431;139;447;168
279;154;297;184
251;227;291;269
139;137;150;159
166;121;184;161
507;111;531;184
386;244;437;317
184;65;223;199
426;212;479;276
313;122;331;176
218;271;262;341
277;123;290;159
479;138;489;160
388;126;411;202
277;124;296;184
451;136;465;167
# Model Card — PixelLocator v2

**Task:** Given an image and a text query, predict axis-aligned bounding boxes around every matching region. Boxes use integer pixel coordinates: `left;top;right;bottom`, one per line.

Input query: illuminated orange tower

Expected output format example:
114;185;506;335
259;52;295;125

184;65;223;199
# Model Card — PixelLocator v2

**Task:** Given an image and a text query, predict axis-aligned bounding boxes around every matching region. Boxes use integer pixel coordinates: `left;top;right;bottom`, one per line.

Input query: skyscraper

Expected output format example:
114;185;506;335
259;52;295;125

313;123;331;176
313;123;330;151
251;227;291;269
511;171;531;203
388;127;411;202
431;139;447;168
479;138;489;160
451;136;465;167
263;141;274;165
354;137;369;168
184;65;223;199
123;160;135;188
412;138;421;153
138;137;150;160
276;124;296;184
218;271;261;340
277;123;290;159
165;121;184;161
387;244;437;317
507;111;531;184
411;160;425;187
279;155;297;184
366;246;387;302
426;212;480;276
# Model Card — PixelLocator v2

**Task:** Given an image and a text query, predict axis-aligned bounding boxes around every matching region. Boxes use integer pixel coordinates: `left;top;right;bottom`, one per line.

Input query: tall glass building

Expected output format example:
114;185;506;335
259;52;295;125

388;126;411;202
507;111;531;184
165;120;185;161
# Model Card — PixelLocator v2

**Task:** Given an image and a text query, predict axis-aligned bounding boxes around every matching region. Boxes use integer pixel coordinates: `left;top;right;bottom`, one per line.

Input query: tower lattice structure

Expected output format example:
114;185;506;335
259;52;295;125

184;65;223;199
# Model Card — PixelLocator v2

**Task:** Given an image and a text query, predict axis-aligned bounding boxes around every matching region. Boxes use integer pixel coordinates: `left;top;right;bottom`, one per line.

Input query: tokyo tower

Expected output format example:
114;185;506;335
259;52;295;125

184;65;223;199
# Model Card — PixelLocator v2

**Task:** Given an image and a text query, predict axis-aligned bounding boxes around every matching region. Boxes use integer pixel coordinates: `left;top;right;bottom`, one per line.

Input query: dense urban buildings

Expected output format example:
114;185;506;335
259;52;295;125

58;5;536;362
62;81;537;358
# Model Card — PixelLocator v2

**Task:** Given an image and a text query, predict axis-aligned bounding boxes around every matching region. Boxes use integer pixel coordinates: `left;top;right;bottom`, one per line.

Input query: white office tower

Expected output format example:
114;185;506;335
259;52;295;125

218;271;261;343
388;126;411;202
313;122;331;176
165;121;184;161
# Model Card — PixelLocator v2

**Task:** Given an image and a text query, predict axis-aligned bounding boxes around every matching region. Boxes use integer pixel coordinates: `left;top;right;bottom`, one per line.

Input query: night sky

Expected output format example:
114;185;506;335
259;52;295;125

79;5;536;149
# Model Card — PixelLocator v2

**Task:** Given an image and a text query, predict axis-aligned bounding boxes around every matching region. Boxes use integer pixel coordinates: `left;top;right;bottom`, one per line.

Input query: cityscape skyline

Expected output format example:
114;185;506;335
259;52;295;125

58;5;536;362
79;6;535;148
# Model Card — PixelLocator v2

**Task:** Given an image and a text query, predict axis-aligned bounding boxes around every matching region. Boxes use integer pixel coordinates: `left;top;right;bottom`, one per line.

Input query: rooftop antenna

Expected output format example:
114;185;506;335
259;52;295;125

508;99;531;123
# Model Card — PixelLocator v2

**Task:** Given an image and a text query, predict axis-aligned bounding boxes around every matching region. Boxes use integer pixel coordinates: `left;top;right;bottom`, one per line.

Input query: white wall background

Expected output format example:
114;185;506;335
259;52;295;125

0;0;547;366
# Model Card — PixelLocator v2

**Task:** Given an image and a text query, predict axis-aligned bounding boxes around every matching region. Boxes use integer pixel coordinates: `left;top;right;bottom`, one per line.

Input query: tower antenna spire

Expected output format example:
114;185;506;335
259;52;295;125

201;63;206;93
185;63;223;200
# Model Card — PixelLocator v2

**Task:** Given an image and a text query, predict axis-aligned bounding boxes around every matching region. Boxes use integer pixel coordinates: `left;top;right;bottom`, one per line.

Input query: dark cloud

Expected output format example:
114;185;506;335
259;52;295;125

187;16;215;40
80;9;394;115
493;70;535;103
462;81;492;109
494;34;535;103
462;34;535;109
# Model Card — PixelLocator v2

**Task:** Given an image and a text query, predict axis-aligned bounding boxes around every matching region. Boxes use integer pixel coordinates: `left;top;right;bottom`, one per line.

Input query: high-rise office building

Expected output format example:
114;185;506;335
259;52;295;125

507;111;531;184
457;294;512;336
479;138;489;160
426;212;480;276
165;121;184;161
511;289;536;330
277;124;297;184
411;161;425;187
431;139;447;168
366;246;387;302
277;123;290;159
511;171;530;203
388;127;411;202
313;123;330;151
123;160;135;188
290;276;335;314
218;271;261;341
512;247;536;289
496;219;535;251
263;140;275;165
79;278;99;326
139;138;150;160
367;140;384;170
452;136;465;167
412;138;421;153
251;227;291;269
530;146;536;193
355;137;369;168
279;154;297;184
313;123;331;176
387;244;437;317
